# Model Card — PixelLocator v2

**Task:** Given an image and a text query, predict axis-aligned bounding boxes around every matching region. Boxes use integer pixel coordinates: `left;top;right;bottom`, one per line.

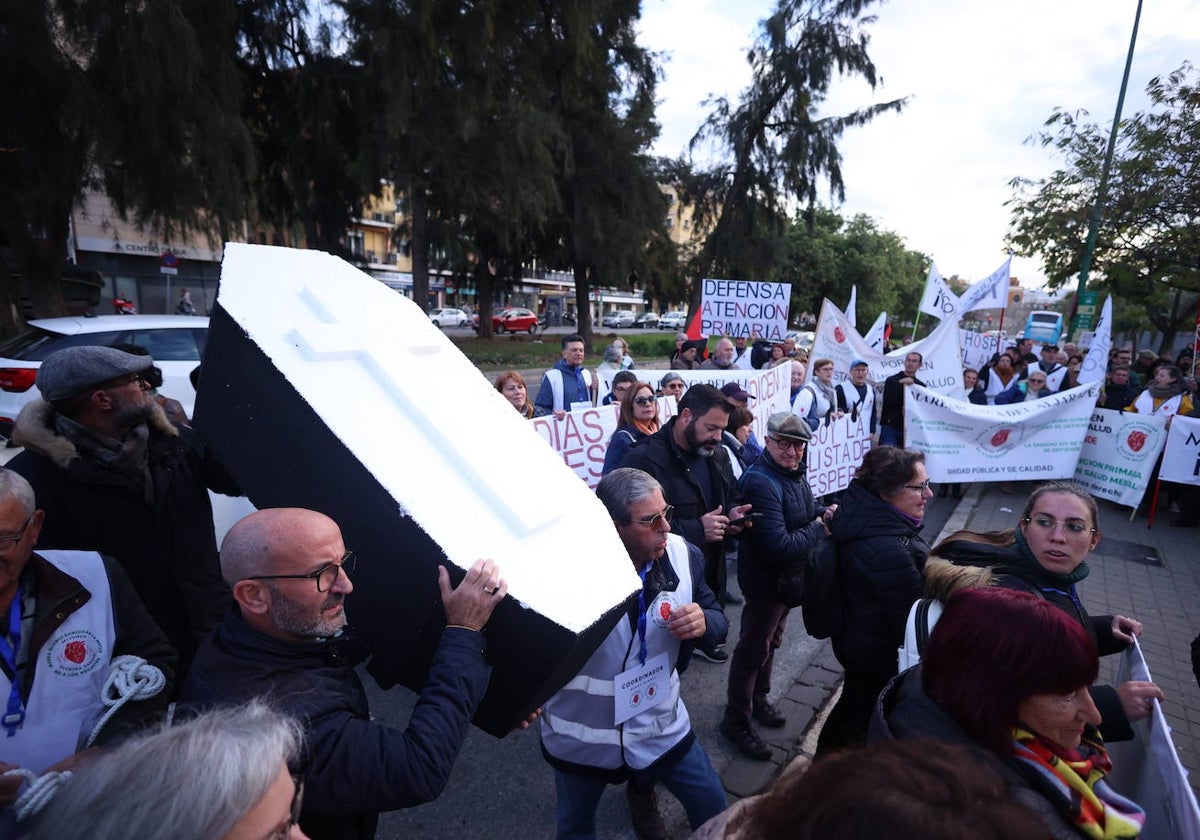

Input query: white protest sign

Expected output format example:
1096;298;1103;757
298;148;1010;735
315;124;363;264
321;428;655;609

1157;414;1200;485
918;262;960;320
806;411;874;496
810;299;963;395
905;382;1101;483
699;279;791;341
1073;408;1167;506
1107;638;1200;840
1078;297;1111;386
648;367;791;447
960;328;1002;373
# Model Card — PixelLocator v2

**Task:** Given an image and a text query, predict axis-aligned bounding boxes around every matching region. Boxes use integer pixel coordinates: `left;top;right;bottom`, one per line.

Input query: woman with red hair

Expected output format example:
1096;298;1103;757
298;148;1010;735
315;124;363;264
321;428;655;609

872;588;1146;839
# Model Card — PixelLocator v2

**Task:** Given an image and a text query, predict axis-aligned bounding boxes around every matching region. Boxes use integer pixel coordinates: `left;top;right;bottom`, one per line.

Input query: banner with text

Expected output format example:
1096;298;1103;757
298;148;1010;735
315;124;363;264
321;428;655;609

1073;408;1167;507
905;382;1101;483
811;300;963;396
806;411;874;496
699;279;791;341
960;328;1003;372
1157;414;1200;486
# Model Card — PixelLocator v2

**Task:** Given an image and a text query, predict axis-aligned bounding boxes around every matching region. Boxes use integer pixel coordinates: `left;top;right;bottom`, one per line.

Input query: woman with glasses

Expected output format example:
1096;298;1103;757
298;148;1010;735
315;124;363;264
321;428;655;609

602;382;661;476
995;370;1052;403
815;446;930;757
922;481;1163;743
35;700;308;839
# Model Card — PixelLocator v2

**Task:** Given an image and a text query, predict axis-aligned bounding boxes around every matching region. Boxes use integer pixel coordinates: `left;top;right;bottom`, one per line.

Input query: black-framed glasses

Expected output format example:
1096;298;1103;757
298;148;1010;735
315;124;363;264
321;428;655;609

633;396;656;407
0;516;33;554
266;774;305;840
770;436;805;452
904;480;932;493
630;506;673;529
247;552;356;592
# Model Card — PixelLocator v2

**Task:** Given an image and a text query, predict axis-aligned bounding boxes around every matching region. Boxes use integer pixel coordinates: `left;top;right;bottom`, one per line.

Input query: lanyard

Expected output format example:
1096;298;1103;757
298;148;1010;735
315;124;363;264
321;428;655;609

1040;584;1085;622
635;565;650;666
0;586;24;736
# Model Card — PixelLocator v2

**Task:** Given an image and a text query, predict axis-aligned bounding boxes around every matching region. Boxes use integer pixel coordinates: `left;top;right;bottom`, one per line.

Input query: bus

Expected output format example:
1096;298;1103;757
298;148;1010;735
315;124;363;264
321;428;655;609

1022;310;1064;345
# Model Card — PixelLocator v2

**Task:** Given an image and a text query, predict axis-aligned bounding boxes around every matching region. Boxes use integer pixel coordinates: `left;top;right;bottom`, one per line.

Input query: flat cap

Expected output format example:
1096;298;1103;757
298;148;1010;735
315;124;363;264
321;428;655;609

37;346;154;402
767;412;812;443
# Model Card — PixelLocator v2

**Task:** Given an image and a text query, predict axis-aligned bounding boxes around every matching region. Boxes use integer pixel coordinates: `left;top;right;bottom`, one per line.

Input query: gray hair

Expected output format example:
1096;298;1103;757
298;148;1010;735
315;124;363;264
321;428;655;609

0;469;37;518
596;468;662;524
35;700;303;840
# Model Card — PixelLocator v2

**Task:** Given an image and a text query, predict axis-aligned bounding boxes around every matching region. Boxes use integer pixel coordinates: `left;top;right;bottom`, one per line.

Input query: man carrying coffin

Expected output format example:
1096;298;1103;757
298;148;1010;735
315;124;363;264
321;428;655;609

181;508;506;839
540;468;728;839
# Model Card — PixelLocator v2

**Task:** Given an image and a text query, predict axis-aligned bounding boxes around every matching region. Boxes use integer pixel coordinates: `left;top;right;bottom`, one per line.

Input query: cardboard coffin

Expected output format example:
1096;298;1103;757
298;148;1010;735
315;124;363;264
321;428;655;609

195;244;639;735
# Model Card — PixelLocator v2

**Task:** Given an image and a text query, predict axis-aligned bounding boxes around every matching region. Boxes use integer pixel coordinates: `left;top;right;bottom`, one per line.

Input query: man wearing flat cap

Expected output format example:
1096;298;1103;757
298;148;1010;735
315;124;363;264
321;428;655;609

722;412;833;760
7;346;240;679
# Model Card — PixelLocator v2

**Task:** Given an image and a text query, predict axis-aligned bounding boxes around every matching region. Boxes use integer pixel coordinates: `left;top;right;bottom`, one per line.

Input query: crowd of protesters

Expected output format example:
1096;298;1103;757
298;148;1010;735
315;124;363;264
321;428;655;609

4;327;1194;840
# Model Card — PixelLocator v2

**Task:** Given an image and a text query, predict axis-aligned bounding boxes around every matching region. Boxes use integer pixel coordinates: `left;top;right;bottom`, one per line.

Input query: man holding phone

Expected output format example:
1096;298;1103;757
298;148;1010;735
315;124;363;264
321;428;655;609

721;413;833;760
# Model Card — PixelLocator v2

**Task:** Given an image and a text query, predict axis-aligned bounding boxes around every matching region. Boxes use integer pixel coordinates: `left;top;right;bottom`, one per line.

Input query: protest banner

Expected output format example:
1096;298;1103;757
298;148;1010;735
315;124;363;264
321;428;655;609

918;262;960;320
806;410;873;496
698;278;791;340
1157;414;1200;486
905;382;1101;483
1078;296;1112;386
531;403;619;487
1073;408;1167;506
957;255;1010;314
960;328;1003;372
1107;638;1200;840
863;311;887;352
810;299;963;396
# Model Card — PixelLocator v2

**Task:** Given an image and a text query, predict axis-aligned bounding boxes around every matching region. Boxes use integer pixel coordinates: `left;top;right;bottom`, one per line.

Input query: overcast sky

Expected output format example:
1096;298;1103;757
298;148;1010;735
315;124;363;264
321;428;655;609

638;0;1199;290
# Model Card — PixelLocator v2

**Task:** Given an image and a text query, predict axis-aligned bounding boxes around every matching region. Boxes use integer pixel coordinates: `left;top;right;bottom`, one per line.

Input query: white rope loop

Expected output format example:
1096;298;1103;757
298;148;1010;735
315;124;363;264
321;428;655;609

86;654;167;748
5;767;74;822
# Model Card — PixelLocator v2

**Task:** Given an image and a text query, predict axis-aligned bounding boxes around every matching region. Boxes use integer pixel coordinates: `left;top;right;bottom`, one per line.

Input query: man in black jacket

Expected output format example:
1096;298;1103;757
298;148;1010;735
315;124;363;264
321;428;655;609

621;385;749;663
181;507;506;840
879;351;926;447
8;346;240;680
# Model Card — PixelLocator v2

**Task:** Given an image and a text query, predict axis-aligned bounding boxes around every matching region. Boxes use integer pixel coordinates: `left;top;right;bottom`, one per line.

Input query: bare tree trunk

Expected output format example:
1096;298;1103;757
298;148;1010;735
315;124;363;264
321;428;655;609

410;186;430;312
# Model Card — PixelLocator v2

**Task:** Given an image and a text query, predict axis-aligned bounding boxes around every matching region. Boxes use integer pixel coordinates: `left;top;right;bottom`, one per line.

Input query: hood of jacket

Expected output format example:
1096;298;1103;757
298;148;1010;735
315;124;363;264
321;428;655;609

12;398;178;470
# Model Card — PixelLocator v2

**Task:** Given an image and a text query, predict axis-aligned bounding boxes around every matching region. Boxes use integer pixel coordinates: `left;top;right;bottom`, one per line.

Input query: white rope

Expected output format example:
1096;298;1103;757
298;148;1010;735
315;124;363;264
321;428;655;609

85;655;167;748
5;767;74;822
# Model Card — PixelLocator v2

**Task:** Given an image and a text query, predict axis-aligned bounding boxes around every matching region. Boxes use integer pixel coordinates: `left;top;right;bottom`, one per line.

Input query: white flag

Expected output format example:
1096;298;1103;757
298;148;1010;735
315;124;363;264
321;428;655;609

958;256;1011;314
846;285;857;327
864;311;888;352
918;263;960;320
1079;297;1111;386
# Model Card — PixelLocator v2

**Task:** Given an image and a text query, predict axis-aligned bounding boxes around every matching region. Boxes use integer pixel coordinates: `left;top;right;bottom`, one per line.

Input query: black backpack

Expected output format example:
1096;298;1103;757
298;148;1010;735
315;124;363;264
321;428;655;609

800;533;843;640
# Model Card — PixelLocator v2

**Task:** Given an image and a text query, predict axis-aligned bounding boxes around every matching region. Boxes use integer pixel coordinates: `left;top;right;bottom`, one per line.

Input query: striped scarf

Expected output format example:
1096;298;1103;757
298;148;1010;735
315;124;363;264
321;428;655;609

1011;726;1144;839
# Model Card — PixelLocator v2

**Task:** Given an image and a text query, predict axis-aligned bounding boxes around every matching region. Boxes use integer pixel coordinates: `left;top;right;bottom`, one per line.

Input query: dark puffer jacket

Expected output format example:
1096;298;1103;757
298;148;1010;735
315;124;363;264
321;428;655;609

181;608;491;840
827;482;928;674
8;399;241;676
870;667;1085;839
736;451;826;599
924;540;1133;743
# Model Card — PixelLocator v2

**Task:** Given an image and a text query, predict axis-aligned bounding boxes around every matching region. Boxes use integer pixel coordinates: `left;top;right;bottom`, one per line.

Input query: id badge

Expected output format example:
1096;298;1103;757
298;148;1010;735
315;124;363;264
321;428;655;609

614;652;669;725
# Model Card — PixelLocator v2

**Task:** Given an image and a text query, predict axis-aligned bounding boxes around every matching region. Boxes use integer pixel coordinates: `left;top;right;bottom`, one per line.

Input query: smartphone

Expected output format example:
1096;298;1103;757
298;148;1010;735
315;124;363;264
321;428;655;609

729;512;764;525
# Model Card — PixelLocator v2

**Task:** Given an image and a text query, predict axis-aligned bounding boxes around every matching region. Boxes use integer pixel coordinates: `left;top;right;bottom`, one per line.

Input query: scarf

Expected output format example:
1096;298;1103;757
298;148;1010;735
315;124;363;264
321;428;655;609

632;417;660;437
1011;525;1090;586
1011;727;1144;839
1146;379;1185;401
814;378;838;413
55;413;154;505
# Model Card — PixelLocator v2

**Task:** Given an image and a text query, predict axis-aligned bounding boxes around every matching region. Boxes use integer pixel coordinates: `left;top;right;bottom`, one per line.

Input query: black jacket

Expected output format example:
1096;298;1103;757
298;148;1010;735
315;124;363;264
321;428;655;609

827;482;928;676
181;608;491;840
737;452;826;598
9;400;240;677
879;371;926;429
621;417;742;595
924;540;1134;743
871;667;1088;839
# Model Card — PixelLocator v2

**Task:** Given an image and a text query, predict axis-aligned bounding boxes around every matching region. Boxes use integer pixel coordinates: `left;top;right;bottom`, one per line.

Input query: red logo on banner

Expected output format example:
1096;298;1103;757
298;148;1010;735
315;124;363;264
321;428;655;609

64;640;87;664
1127;431;1147;452
659;602;672;622
990;430;1011;447
833;326;846;343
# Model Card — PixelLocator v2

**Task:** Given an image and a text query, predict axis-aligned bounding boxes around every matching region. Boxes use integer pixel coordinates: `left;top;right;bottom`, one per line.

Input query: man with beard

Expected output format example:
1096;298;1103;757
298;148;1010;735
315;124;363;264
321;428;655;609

181;508;505;839
8;346;240;680
622;385;750;663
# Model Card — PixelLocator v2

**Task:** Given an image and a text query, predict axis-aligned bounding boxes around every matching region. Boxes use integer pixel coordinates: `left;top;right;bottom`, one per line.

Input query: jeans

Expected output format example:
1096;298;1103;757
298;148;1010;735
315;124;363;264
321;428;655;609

553;739;727;838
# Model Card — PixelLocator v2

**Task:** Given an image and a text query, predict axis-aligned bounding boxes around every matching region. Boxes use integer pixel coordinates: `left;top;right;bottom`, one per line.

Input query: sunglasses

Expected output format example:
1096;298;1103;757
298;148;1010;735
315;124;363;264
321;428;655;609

633;396;656;407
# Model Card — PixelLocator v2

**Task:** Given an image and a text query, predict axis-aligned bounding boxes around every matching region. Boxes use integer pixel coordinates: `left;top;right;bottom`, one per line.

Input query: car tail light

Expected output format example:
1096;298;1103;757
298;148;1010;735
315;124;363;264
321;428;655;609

0;368;38;392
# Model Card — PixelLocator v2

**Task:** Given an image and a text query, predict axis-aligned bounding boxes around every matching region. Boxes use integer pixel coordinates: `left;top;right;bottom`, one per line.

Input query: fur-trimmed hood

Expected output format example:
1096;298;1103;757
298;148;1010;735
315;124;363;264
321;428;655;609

922;556;998;601
12;398;179;470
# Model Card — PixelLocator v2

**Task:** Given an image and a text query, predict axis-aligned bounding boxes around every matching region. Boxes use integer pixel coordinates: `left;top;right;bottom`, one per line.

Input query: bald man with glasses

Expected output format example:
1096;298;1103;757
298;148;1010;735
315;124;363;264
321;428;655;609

181;507;507;840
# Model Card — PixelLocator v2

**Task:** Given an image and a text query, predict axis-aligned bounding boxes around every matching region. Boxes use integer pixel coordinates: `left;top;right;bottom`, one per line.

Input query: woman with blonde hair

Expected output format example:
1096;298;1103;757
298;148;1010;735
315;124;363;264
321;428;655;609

495;370;535;418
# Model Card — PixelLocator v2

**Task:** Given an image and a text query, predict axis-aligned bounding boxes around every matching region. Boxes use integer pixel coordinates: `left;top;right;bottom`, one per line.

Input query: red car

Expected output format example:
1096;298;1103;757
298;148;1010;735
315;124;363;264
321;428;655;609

474;307;539;334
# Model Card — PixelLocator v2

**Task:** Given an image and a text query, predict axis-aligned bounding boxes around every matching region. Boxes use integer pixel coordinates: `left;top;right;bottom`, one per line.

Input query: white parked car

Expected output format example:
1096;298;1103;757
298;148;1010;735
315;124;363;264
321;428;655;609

429;307;469;328
0;315;208;439
658;311;687;330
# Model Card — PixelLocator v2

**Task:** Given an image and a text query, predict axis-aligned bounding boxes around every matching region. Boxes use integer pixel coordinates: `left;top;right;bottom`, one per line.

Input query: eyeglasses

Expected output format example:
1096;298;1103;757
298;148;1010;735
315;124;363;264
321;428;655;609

633;396;656;407
1023;516;1095;538
770;436;805;452
0;516;34;554
629;506;673;529
904;480;932;493
267;774;305;840
247;552;356;592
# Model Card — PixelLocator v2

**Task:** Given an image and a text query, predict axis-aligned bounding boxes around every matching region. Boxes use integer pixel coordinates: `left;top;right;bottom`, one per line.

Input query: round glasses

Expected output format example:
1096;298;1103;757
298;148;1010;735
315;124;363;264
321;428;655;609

247;552;357;592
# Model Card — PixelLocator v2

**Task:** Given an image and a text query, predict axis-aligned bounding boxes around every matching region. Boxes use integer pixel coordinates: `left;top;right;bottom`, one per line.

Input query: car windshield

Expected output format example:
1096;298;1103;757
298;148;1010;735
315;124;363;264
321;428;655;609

0;327;206;362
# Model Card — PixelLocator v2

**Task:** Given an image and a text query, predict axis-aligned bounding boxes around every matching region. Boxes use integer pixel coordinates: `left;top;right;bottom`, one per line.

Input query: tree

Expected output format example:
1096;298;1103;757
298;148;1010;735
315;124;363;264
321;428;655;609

676;0;906;308
1008;62;1200;350
0;0;255;330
